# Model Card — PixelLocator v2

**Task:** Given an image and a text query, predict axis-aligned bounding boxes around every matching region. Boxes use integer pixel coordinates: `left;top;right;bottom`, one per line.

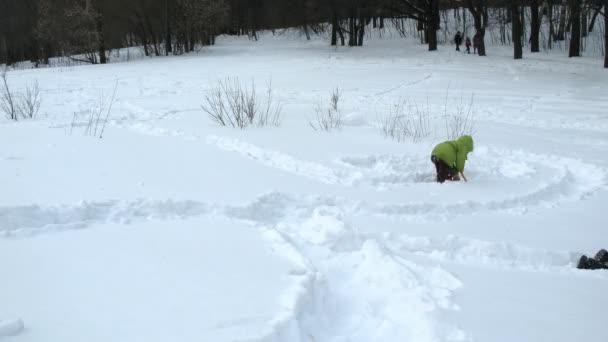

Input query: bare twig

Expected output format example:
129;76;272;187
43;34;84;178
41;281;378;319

310;87;342;132
70;112;77;135
202;78;282;129
0;68;17;120
98;80;118;139
444;92;475;140
378;98;430;143
18;80;42;119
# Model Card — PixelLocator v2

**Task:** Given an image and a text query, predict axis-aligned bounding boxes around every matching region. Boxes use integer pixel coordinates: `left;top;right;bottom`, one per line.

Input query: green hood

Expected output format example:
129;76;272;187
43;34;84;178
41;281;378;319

456;135;474;153
431;135;474;173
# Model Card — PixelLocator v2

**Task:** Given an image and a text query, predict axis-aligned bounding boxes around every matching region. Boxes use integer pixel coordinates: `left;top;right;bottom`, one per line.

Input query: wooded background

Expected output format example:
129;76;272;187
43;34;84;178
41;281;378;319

1;0;606;67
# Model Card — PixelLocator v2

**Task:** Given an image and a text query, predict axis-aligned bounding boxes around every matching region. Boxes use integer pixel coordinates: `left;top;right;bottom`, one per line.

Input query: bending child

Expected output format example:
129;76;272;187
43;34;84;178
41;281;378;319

431;135;474;183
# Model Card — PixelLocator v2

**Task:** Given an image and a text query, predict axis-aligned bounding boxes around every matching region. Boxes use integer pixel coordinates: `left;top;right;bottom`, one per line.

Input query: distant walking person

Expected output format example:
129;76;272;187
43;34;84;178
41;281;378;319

454;31;463;51
465;37;471;54
473;32;481;54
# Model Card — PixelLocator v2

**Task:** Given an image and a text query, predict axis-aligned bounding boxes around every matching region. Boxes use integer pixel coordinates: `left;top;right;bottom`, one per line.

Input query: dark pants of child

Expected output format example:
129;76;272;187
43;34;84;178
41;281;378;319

577;249;608;270
466;46;470;54
431;156;460;183
456;44;460;51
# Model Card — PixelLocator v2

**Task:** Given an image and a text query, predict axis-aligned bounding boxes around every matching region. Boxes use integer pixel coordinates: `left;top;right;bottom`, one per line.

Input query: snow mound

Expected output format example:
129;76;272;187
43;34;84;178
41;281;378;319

0;318;25;337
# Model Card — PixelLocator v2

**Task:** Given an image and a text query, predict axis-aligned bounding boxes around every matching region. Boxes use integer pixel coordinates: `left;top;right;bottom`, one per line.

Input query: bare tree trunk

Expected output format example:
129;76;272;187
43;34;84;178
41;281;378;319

557;1;566;40
189;30;196;51
463;5;467;35
605;0;608;67
349;16;356;46
337;22;345;46
303;25;311;40
569;0;581;56
0;37;6;65
357;11;365;46
581;6;587;37
588;6;601;32
521;3;526;45
548;1;554;48
96;11;107;64
467;0;487;56
500;7;507;44
331;17;338;46
427;0;439;51
512;0;523;58
165;0;172;55
530;0;540;52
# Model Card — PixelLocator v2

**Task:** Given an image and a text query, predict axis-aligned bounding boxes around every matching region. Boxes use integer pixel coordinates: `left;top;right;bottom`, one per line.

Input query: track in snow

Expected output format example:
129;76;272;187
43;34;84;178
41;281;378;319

2;136;606;342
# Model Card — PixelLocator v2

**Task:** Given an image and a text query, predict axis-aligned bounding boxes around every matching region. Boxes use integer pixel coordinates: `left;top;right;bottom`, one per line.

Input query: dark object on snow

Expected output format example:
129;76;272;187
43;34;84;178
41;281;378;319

432;156;458;183
577;251;608;270
595;249;608;263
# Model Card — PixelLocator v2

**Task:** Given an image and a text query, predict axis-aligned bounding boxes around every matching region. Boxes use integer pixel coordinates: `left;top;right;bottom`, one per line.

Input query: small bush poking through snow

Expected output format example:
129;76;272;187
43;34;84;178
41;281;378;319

1;68;42;120
378;99;431;143
378;91;476;143
18;81;42;119
443;92;475;140
0;68;17;120
202;78;282;129
310;87;342;132
70;81;118;139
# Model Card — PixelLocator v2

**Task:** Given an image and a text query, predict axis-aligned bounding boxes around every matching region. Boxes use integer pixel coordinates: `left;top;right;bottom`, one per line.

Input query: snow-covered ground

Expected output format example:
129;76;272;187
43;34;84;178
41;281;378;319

1;31;607;342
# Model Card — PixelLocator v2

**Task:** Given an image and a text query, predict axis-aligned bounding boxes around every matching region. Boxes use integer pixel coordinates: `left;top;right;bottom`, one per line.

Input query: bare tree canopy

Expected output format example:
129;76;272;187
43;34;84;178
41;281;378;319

1;0;606;67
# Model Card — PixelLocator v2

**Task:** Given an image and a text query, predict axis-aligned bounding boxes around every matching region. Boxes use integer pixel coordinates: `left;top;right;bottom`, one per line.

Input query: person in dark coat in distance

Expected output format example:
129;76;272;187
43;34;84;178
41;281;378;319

454;31;463;51
473;32;481;54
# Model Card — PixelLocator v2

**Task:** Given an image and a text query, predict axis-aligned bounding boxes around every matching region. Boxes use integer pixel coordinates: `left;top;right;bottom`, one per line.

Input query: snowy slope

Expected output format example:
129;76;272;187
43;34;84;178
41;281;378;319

1;31;607;342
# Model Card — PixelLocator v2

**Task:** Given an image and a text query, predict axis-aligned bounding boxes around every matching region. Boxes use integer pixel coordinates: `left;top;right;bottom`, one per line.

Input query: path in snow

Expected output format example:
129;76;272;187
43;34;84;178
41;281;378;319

3;132;606;341
2;32;607;342
3;127;605;340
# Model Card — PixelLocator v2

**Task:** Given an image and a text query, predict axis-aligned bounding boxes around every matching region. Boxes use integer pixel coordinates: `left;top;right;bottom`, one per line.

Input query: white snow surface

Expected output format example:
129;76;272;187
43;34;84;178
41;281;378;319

1;31;607;342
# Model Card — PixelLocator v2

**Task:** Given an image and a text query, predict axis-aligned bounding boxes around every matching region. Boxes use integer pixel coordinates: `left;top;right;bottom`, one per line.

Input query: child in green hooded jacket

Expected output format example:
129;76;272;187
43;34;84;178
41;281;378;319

431;135;474;183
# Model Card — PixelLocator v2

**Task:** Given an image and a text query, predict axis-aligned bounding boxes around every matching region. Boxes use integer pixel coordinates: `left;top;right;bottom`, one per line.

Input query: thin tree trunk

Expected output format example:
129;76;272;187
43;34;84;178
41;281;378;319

428;0;438;51
96;11;106;64
530;0;540;52
349;16;356;46
467;0;487;56
588;6;600;32
303;25;311;40
135;12;150;56
581;6;587;37
569;0;581;57
463;5;467;35
331;8;338;46
557;1;566;40
500;7;507;44
165;0;172;55
548;2;554;48
512;0;523;59
357;12;365;46
337;23;345;46
604;0;608;67
521;4;526;45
